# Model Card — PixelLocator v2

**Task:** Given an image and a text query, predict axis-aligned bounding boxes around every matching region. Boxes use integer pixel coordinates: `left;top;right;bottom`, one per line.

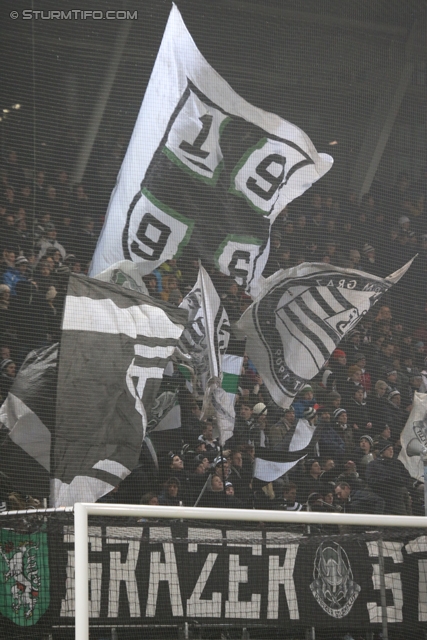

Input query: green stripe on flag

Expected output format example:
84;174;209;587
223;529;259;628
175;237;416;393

178;364;192;380
221;354;243;394
222;372;240;394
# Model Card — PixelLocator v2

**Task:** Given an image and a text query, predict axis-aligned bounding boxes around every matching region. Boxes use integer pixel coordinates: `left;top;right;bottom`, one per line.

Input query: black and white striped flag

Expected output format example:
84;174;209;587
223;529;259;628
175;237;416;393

52;274;187;506
236;260;414;409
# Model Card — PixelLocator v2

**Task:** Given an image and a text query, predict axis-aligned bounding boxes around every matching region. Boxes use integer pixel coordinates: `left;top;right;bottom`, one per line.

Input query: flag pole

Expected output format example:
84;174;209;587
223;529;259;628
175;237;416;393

193;472;212;507
198;259;227;505
49;271;71;507
198;259;217;380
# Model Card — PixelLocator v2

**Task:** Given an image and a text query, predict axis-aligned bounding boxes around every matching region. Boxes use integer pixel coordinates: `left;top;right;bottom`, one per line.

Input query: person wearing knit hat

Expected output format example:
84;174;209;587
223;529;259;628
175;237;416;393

333;408;347;420
332;349;346;363
2;251;33;296
317;405;346;463
326;390;342;412
249;403;269;448
292;384;316;420
303;406;317;421
333;408;354;456
381;387;407;446
366;379;388;431
387;389;401;403
361;241;382;276
398;215;411;231
252;402;267;416
269;407;295;448
353;435;375;478
346;384;372;432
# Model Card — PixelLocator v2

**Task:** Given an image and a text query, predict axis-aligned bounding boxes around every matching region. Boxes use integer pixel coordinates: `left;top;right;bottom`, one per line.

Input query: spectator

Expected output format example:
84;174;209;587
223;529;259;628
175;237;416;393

365;440;417;515
333;408;354;456
345;385;372;433
0;358;16;401
269;407;295;448
334;481;384;514
292;384;316;420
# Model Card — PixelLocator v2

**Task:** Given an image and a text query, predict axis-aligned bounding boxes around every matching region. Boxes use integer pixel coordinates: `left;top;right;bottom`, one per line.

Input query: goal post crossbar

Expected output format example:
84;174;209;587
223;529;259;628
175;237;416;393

74;502;427;640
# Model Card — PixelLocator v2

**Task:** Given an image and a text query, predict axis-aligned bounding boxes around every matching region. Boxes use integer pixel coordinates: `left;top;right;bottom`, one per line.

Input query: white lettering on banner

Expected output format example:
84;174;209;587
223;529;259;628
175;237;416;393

225;554;261;619
405;535;427;621
187;528;222;617
60;527;102;617
126;344;165;425
106;528;141;617
146;528;183;617
187;554;221;617
366;541;403;623
164;90;229;184
267;547;299;620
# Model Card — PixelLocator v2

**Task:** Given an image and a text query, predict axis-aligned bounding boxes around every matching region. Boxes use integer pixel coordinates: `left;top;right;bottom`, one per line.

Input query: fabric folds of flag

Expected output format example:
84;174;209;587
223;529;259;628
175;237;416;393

52;274;187;507
89;5;332;294
253;417;320;482
236;259;415;409
398;391;427;482
0;344;58;500
179;265;230;393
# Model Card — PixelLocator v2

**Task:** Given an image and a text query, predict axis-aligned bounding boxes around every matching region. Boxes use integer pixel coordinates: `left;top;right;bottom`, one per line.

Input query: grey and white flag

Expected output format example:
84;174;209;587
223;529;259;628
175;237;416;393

179;265;230;393
0;344;58;500
236;259;414;409
52;274;187;507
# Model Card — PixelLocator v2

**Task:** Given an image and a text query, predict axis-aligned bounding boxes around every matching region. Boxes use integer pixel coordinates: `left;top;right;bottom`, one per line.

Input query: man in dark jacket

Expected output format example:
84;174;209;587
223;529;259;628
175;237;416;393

334;481;384;514
365;441;418;515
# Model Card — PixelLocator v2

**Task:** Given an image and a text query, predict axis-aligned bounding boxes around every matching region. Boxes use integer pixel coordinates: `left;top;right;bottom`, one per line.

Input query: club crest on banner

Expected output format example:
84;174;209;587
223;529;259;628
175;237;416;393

254;270;389;398
0;531;49;626
405;419;427;457
310;541;360;619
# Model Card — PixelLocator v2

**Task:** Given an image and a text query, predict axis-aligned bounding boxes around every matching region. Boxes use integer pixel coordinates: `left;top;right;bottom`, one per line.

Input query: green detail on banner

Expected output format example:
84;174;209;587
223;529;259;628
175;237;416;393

0;529;49;626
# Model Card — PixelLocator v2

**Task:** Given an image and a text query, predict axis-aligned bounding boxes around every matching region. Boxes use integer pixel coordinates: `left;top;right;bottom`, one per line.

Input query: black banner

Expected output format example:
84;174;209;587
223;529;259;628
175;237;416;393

1;522;426;631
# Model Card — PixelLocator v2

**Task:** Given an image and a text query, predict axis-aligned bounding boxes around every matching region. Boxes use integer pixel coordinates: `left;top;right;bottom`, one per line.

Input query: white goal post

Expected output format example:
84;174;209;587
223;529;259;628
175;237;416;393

74;503;427;640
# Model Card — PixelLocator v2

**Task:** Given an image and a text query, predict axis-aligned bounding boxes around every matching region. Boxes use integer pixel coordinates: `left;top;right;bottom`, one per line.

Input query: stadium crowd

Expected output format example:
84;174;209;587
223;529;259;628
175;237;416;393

1;144;427;517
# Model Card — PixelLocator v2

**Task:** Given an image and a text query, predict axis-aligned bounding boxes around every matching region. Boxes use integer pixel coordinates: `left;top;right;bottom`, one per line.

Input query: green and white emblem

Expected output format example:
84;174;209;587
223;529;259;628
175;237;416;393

0;530;49;625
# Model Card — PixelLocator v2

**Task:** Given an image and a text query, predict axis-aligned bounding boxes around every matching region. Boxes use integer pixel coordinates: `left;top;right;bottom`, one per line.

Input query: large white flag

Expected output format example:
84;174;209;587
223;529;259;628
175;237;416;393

398;392;427;482
236;259;415;408
89;5;332;294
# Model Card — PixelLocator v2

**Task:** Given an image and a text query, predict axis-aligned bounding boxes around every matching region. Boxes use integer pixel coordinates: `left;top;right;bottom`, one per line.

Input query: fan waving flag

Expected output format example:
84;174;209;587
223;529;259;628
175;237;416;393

236;259;415;409
89;5;333;294
52;274;187;507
